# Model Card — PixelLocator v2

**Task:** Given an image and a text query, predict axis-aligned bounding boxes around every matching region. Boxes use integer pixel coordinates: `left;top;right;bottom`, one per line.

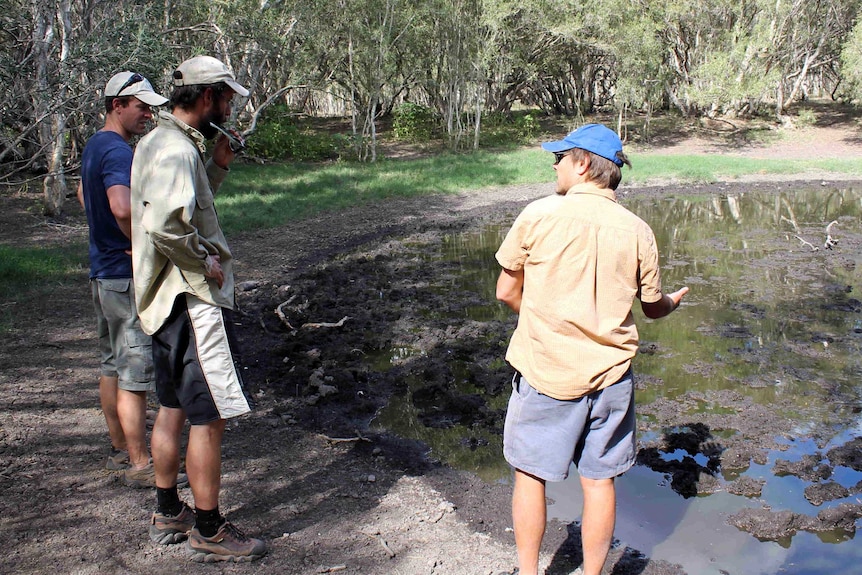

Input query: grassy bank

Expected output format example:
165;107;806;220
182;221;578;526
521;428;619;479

2;148;860;331
219;149;862;235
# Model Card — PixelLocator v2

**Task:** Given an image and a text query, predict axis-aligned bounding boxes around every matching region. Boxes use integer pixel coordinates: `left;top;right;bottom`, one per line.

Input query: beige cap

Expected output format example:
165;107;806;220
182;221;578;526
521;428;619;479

172;55;249;97
105;72;169;106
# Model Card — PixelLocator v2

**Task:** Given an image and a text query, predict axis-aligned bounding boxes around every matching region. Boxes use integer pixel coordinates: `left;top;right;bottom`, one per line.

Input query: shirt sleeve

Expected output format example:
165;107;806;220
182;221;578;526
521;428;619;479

140;149;215;274
101;144;133;190
495;208;534;271
637;225;663;303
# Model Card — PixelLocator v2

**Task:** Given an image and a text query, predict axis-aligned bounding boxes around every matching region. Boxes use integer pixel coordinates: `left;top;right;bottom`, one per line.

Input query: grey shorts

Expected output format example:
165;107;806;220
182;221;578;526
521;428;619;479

90;278;154;392
503;370;636;482
152;294;253;425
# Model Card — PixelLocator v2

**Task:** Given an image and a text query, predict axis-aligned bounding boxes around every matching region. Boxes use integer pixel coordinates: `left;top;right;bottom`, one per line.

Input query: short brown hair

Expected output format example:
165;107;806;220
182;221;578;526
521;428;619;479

569;148;631;190
104;95;133;114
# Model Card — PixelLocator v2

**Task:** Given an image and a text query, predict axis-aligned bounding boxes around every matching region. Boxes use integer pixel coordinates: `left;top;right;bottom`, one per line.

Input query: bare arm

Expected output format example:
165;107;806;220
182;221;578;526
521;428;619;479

496;268;524;313
640;286;690;319
76;181;85;209
106;184;132;240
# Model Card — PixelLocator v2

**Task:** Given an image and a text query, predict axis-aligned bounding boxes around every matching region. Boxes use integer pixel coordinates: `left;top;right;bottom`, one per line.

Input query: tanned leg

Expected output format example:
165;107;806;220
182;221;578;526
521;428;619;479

580;476;616;575
151;406;186;488
117;388;150;469
99;375;125;450
186;419;227;510
512;469;547;575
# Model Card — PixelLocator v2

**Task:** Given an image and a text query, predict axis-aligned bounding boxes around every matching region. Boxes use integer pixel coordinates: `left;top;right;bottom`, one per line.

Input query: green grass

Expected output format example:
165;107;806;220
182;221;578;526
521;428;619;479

219;150;862;234
2;145;859;331
0;244;88;331
627;154;862;184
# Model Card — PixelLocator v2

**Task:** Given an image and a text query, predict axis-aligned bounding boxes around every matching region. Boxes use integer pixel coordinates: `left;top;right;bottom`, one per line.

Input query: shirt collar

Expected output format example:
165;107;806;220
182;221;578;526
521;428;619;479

565;181;617;202
157;110;207;154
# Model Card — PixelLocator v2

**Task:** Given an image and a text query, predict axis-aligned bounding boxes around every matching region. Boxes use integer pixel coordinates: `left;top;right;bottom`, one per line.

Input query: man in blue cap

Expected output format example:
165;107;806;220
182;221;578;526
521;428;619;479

495;123;689;575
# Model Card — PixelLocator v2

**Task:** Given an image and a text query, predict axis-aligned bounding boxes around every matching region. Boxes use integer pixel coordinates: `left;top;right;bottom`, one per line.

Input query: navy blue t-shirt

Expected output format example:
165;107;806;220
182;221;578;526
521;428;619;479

80;131;133;279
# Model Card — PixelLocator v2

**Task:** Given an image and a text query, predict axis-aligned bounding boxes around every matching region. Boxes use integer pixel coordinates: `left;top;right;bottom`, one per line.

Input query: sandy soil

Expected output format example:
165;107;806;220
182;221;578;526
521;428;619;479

1;112;860;575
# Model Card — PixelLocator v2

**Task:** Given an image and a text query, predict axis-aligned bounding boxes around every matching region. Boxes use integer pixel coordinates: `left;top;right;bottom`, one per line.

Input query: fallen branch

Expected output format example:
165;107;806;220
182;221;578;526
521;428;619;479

302;316;351;329
359;530;395;557
275;302;296;330
794;236;819;251
825;220;838;249
319;432;371;445
316;565;347;573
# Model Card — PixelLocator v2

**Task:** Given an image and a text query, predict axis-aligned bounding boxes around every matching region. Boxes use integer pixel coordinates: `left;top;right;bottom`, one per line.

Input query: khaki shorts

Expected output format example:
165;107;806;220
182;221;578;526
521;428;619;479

152;294;253;425
91;278;154;392
503;370;636;482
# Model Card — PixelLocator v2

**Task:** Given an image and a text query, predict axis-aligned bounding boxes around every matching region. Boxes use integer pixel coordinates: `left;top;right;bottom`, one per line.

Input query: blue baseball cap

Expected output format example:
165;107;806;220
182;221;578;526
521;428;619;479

541;123;624;166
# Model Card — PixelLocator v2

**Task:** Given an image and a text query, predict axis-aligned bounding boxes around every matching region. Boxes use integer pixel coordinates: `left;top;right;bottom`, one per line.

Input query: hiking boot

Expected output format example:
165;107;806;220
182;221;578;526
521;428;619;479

150;503;195;545
186;520;267;563
124;461;189;489
106;448;129;471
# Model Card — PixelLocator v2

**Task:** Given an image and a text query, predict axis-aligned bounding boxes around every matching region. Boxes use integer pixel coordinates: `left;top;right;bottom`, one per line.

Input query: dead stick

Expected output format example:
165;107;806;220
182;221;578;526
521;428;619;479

301;316;351;329
275;301;296;330
794;235;818;251
377;535;396;558
319;432;370;444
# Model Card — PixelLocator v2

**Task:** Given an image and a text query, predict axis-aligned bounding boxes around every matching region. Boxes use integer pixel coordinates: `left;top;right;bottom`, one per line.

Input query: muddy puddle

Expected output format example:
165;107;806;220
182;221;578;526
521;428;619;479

251;182;862;575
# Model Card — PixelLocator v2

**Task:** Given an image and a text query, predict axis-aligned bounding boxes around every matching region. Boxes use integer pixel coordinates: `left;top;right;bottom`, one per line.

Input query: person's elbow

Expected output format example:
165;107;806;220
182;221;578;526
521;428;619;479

112;204;132;221
641;297;671;319
496;286;516;306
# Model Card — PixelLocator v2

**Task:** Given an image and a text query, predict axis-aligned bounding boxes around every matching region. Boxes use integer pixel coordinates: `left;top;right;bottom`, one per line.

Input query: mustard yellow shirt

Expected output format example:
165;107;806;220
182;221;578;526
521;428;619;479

131;111;234;335
495;182;663;400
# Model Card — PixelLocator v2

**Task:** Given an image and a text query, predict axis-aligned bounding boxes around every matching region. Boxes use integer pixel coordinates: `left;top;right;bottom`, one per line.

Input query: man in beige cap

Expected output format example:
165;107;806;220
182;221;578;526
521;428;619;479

77;71;172;488
130;55;265;562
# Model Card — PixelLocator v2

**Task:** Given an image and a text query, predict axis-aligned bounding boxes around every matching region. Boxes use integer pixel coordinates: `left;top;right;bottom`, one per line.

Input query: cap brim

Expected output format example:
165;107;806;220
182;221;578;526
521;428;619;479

225;79;250;98
541;140;573;153
134;92;169;106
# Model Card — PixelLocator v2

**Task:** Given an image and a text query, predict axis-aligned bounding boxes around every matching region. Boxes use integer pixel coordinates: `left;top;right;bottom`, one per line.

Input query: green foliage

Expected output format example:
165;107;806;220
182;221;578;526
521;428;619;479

393;103;437;142
247;105;343;161
840;19;862;103
794;107;817;128
478;111;540;147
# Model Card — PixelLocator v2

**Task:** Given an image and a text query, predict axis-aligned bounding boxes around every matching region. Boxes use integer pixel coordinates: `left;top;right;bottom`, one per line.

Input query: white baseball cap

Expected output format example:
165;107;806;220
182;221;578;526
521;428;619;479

104;72;169;106
172;55;249;97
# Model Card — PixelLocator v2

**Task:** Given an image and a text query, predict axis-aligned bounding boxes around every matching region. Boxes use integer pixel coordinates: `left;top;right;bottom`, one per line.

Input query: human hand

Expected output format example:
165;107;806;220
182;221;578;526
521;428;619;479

211;133;236;170
669;286;689;310
205;254;225;288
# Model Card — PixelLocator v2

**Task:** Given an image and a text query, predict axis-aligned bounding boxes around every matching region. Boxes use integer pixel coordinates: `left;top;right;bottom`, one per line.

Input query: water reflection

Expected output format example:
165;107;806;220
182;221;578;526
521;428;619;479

371;184;862;574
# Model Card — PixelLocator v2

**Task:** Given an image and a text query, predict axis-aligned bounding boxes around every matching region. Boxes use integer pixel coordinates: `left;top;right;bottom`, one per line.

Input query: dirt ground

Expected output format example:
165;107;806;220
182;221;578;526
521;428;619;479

1;110;861;575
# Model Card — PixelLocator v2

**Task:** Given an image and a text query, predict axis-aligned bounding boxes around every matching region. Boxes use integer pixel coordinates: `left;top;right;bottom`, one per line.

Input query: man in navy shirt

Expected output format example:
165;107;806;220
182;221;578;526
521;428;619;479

77;71;169;487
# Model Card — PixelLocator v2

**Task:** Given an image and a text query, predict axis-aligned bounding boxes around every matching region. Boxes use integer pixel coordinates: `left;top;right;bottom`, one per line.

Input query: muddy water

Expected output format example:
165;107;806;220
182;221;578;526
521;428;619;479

372;184;862;575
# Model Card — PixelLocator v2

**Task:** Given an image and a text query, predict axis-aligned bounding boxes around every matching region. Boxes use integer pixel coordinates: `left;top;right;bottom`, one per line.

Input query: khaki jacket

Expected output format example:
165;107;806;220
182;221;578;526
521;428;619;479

131;111;234;335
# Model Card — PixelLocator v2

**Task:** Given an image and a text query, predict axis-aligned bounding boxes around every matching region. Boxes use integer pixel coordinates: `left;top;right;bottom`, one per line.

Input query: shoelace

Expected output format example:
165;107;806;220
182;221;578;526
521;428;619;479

222;521;250;542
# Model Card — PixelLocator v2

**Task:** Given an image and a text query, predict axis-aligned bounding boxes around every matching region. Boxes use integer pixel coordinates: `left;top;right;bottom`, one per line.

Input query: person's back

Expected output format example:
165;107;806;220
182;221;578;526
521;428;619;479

495;123;689;575
501;186;662;398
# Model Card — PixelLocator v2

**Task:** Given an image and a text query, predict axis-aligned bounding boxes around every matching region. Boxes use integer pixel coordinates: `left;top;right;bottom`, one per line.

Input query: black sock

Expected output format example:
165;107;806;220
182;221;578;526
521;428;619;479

195;506;224;537
156;487;183;517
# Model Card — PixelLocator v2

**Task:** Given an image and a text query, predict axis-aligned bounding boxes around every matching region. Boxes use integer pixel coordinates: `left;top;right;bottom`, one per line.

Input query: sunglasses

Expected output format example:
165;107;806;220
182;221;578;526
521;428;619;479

115;72;144;96
553;151;569;165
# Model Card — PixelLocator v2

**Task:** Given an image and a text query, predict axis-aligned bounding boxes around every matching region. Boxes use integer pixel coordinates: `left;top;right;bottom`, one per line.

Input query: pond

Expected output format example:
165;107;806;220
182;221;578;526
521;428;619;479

370;183;862;575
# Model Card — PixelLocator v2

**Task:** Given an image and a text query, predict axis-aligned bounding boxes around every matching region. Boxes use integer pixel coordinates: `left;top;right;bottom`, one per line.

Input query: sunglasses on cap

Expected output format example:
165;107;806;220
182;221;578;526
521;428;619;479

115;72;144;96
553;151;569;165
